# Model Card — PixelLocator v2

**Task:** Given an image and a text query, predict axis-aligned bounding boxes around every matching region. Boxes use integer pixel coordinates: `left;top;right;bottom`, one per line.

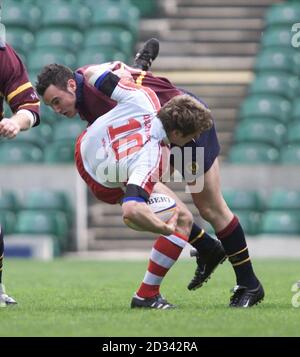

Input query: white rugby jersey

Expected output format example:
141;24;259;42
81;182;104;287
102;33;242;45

78;70;170;191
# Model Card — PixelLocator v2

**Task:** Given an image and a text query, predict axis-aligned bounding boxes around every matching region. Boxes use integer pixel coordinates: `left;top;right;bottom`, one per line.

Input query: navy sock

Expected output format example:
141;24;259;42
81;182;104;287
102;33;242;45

217;216;259;289
189;222;218;256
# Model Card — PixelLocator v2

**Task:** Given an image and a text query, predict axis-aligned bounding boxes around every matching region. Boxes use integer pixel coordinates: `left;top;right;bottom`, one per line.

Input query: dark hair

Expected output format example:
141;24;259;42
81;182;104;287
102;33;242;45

158;94;213;137
35;63;74;96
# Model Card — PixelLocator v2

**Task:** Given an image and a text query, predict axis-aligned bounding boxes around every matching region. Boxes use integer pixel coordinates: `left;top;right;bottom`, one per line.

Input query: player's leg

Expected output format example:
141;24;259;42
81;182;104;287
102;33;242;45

131;182;192;309
0;225;17;307
189;158;264;307
170;121;227;290
133;38;160;71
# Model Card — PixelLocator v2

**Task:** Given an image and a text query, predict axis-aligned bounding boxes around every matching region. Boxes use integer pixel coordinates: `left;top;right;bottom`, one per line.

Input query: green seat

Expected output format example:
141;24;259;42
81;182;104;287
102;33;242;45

292;52;300;76
223;190;262;211
0;211;17;235
228;143;279;164
76;47;128;68
40;2;91;31
260;211;300;235
291;100;300;121
249;74;299;100
13;123;53;149
239;95;291;123
0;142;43;164
28;48;77;72
286;122;300;144
14;210;69;253
52;120;86;141
261;27;294;48
0;191;19;211
84;27;134;57
265;3;300;27
234;119;286;148
254;50;293;74
34;27;83;53
5;27;35;54
24;190;69;211
280;145;300;164
44;140;75;163
91;4;139;38
2;1;41;31
40;103;61;124
234;211;261;236
267;190;300;211
130;0;158;17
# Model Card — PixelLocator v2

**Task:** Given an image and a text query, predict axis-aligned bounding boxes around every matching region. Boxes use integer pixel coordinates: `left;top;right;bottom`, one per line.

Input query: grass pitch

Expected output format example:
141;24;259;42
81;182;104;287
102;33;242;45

0;258;299;337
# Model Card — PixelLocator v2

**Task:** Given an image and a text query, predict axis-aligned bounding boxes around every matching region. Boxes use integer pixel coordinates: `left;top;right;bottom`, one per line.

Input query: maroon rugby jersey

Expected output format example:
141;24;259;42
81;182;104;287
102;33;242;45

76;61;182;124
0;43;40;124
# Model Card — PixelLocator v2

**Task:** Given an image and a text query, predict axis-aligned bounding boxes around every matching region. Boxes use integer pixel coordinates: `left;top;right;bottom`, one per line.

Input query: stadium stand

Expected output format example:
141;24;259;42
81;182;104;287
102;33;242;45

1;0;300;256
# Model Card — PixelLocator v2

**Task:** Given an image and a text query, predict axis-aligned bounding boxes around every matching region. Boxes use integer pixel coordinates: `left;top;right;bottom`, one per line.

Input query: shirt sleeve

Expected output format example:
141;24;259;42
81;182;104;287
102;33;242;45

2;44;40;126
89;69;161;113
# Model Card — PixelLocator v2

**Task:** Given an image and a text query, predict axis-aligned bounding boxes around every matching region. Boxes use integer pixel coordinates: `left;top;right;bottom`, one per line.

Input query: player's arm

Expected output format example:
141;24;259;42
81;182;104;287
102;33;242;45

122;184;178;235
0;110;36;138
0;45;40;138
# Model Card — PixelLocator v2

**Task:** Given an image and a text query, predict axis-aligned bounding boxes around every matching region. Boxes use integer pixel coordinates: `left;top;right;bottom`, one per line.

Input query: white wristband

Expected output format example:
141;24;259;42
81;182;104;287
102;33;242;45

17;109;36;128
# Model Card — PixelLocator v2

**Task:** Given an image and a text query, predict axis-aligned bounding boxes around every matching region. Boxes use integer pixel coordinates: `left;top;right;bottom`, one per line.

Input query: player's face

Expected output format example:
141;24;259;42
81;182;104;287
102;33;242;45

43;79;78;118
168;129;202;146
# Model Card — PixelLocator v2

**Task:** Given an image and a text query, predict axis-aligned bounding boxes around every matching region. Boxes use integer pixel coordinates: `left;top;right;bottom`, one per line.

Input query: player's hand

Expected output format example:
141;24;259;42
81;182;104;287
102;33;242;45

0;118;21;139
163;207;179;235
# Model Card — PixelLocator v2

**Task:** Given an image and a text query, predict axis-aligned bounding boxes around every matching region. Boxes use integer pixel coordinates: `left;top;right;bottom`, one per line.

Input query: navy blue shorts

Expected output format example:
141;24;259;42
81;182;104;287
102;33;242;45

170;91;220;179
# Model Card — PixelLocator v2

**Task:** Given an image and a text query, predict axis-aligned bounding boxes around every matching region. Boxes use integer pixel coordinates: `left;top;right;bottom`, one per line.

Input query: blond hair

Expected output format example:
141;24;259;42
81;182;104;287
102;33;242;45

158;94;213;137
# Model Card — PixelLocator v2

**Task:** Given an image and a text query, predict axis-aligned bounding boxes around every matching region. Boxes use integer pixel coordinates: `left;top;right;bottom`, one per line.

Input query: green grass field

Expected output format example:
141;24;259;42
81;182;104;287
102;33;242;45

0;258;299;337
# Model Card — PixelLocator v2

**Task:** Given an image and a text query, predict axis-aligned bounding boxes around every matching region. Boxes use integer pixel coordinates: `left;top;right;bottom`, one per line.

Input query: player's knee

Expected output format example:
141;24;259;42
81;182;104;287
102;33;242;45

177;207;193;236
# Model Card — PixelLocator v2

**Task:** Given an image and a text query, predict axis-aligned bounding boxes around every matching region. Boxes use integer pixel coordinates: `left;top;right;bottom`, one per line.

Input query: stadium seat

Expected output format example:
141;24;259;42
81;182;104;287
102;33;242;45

44;140;75;163
0;191;19;211
84;27;134;58
223;189;263;211
228;143;280;164
130;0;158;17
249;74;299;100
265;3;300;28
0;142;43;164
27;48;77;72
291;100;300;121
2;1;41;31
14;210;69;253
40;2;91;31
260;211;300;235
280;145;300;164
5;27;35;54
13;123;53;149
286;122;300;144
239;95;291;123
24;190;70;211
254;50;293;74
267;189;300;211
34;28;84;53
292;52;300;76
40;103;61;124
234;210;261;236
91;3;139;38
52;120;86;142
261;27;294;48
234;119;286;148
76;47;128;68
0;211;17;235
